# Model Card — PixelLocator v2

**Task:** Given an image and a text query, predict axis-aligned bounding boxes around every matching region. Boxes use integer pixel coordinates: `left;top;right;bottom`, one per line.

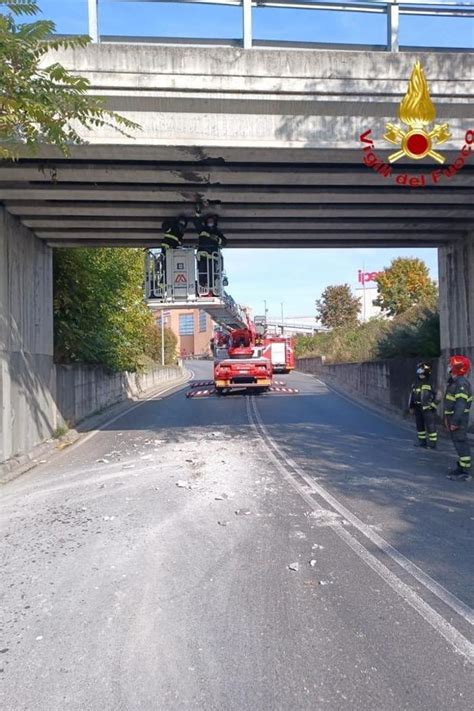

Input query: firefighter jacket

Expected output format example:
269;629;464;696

160;217;185;249
409;377;438;411
444;376;473;426
194;217;227;253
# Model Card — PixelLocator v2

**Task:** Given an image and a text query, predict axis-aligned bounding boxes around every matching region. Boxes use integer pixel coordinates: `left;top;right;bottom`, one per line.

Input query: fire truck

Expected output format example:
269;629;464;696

262;336;295;374
213;324;273;395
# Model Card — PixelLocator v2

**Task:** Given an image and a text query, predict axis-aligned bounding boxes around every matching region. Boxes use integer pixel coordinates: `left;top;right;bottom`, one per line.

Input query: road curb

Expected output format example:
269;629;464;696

0;369;192;487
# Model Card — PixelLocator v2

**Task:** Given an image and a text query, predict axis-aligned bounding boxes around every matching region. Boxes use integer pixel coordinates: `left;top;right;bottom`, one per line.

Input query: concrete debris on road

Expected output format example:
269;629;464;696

235;509;251;516
309;559;317;567
288;562;300;572
96;458;109;464
176;480;191;489
217;521;229;527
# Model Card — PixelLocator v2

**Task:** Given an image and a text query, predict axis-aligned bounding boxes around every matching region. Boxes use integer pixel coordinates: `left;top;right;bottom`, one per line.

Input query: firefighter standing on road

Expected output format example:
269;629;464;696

194;210;227;294
444;355;472;481
409;361;439;449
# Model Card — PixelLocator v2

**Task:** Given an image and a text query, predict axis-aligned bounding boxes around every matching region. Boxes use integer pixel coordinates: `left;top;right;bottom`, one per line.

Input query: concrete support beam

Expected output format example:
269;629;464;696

438;234;474;360
0;207;57;465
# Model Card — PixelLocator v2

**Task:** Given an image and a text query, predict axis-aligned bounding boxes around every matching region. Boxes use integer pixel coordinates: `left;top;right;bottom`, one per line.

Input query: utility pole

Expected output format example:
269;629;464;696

161;312;165;366
263;299;268;325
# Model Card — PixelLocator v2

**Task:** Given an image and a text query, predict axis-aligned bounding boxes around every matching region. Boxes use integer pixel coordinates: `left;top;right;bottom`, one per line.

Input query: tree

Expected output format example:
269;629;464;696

0;1;138;159
376;305;440;359
316;284;361;329
374;257;438;317
53;248;161;372
144;321;178;366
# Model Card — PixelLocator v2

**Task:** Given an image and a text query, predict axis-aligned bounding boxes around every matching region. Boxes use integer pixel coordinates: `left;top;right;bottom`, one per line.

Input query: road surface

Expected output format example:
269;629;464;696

1;362;473;710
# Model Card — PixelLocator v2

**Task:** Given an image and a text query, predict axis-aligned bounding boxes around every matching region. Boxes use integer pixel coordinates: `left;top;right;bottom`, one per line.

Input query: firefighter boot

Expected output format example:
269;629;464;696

447;467;472;482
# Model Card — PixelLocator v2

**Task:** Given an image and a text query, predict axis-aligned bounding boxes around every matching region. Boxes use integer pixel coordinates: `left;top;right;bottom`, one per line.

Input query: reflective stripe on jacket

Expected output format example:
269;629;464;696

410;379;437;411
444;375;473;424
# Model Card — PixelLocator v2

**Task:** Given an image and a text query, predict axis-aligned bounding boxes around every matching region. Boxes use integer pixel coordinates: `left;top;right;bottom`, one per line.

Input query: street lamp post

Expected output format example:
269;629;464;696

280;302;284;335
161;312;165;366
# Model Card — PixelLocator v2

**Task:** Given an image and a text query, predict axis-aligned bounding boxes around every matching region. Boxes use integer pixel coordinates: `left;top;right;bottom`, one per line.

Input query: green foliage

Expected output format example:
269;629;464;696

376;306;440;359
296;308;440;364
52;423;69;439
296;319;388;364
374;257;438;316
53;248;167;372
144;320;178;366
0;1;138;159
316;283;361;329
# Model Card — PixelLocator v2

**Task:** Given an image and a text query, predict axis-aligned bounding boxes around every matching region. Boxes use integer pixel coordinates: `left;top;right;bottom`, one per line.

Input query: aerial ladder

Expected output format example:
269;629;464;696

145;247;247;330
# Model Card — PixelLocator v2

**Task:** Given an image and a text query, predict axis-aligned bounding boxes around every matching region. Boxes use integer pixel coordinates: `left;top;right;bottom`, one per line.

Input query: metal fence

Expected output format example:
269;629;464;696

86;0;474;51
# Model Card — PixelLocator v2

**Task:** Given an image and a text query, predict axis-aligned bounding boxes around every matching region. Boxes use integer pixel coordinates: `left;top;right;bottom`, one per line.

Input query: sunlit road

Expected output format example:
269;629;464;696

1;361;473;710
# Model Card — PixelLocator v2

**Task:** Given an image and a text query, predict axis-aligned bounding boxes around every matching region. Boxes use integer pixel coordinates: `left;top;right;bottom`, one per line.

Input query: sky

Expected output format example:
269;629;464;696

33;1;474;49
224;247;439;319
25;2;470;317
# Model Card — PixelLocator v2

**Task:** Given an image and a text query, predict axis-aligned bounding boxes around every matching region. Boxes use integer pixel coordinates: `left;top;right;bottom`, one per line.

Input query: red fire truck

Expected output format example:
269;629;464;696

213;326;273;395
262;336;295;374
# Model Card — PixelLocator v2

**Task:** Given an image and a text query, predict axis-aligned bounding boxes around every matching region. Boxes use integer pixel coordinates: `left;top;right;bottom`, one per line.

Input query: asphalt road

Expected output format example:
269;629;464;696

1;362;473;711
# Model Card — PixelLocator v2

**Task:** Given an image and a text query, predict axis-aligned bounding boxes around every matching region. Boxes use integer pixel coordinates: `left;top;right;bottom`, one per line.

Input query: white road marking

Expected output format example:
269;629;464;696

247;396;474;663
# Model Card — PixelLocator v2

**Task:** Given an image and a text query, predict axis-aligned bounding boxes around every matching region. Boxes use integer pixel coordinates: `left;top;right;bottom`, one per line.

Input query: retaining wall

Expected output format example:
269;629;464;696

56;364;183;427
297;356;440;414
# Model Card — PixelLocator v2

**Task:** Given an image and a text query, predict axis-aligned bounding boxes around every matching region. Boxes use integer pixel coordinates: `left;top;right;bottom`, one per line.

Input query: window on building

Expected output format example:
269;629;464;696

179;314;194;335
199;311;207;332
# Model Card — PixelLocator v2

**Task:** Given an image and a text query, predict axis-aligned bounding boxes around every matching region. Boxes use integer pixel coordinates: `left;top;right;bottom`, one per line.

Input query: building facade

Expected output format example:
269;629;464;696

156;309;214;358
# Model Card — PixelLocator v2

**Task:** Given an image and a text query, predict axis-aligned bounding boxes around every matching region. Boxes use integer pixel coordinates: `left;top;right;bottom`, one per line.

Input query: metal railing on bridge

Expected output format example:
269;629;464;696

86;0;474;52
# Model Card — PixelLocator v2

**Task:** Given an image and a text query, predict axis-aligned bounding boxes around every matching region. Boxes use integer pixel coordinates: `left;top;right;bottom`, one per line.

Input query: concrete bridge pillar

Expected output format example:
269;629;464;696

438;235;474;369
0;206;58;466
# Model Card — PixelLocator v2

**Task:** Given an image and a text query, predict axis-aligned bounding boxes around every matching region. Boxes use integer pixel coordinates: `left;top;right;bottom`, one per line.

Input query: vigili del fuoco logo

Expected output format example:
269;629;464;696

359;61;473;187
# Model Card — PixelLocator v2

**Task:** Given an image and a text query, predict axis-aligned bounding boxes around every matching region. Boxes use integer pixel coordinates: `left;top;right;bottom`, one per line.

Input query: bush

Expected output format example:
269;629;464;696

295;307;440;364
295;319;389;363
376;306;440;359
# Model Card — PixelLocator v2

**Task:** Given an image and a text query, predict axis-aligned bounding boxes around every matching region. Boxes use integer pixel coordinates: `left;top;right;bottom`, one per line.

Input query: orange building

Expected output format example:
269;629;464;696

156;308;214;358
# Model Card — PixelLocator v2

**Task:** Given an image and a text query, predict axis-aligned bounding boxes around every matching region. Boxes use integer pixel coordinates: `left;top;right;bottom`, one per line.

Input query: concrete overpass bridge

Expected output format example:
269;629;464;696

1;29;473;463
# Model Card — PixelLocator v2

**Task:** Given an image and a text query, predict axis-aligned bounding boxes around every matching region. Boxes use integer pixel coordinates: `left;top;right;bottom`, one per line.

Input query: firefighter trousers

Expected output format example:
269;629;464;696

450;423;471;472
414;406;438;447
197;251;221;290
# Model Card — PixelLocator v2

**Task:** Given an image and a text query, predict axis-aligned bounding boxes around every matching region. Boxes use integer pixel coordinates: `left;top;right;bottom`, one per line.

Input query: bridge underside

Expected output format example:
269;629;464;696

1;144;472;249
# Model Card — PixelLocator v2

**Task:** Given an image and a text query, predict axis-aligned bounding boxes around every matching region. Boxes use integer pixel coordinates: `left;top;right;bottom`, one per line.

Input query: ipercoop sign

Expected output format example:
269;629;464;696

358;270;382;285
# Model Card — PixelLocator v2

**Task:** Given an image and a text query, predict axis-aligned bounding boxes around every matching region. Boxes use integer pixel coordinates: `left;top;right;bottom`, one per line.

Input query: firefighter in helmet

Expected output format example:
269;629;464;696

154;215;188;292
194;211;228;294
444;355;472;481
409;361;439;449
161;215;187;250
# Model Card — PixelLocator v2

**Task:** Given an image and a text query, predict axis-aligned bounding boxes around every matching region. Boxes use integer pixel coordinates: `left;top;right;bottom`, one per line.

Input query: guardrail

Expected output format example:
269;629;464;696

86;0;474;51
